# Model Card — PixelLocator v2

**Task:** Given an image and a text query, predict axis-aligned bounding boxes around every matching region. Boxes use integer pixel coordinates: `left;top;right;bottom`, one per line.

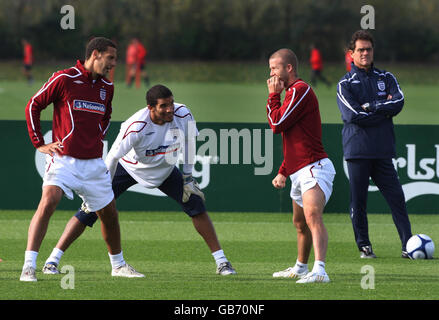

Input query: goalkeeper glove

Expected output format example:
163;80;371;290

182;174;205;203
80;202;91;214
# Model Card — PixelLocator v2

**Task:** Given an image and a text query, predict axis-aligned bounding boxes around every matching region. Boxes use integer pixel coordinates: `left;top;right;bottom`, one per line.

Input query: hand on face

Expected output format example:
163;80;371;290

267;76;285;94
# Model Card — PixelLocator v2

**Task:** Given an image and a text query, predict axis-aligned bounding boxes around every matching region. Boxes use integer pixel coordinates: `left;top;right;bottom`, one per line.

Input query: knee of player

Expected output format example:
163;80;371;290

303;208;325;227
96;208;119;223
37;197;59;215
292;217;309;234
75;210;98;227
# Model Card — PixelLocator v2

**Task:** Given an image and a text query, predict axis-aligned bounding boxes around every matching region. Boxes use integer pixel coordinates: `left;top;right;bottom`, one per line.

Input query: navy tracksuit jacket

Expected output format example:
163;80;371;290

336;63;412;251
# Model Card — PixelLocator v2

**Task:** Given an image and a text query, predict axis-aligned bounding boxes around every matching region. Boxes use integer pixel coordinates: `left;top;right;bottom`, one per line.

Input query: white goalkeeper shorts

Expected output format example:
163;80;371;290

42;154;114;212
289;158;336;207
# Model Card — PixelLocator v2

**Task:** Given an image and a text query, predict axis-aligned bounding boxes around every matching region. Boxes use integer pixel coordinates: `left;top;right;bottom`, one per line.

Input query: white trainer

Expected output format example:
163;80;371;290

111;264;145;278
296;271;330;283
42;263;60;275
273;266;308;279
216;262;237;276
20;266;37;282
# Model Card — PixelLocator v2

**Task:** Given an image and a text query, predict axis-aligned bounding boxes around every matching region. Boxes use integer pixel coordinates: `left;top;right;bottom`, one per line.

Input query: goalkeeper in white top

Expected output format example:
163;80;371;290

42;85;236;276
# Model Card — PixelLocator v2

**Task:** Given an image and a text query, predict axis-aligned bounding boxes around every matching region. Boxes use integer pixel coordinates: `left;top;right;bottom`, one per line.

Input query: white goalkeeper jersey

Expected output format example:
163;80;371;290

105;103;198;188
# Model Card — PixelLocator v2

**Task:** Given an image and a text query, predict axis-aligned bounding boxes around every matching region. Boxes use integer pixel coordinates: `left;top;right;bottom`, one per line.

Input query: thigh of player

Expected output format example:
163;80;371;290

42;155;81;202
290;158;336;207
79;158;115;212
158;167;206;217
44;155;114;213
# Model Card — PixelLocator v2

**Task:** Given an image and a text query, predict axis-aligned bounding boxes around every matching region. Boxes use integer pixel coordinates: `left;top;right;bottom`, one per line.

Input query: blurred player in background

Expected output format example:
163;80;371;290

267;49;336;283
135;39;150;88
21;39;33;85
309;44;331;88
345;47;353;72
42;84;236;276
126;38;150;88
336;30;412;259
22;37;144;281
125;38;138;87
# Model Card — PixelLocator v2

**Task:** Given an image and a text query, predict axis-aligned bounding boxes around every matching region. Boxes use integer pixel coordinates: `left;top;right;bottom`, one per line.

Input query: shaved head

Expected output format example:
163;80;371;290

270;48;298;76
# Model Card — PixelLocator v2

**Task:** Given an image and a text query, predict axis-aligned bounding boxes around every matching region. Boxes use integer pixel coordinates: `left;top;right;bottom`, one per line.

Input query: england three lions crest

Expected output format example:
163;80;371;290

100;87;106;100
377;80;385;91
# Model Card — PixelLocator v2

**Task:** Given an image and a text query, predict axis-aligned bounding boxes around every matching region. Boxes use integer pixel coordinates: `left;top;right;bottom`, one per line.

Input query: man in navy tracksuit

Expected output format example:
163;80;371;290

336;30;412;258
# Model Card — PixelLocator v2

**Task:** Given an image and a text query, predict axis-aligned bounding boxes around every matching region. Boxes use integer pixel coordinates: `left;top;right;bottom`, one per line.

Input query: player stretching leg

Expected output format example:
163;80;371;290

266;49;335;283
42;85;236;276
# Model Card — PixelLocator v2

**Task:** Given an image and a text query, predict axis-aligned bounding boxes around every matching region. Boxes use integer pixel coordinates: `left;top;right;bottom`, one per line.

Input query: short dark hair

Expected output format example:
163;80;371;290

349;30;374;51
146;85;173;106
85;37;116;60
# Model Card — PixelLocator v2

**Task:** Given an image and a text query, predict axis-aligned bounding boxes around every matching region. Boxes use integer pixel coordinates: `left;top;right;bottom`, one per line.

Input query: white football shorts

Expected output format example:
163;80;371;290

42;155;114;212
289;158;336;207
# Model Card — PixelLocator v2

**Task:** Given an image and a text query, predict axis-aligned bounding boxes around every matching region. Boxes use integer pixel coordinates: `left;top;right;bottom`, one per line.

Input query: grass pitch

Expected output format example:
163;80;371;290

1;59;439;125
1;80;438;125
1;210;438;300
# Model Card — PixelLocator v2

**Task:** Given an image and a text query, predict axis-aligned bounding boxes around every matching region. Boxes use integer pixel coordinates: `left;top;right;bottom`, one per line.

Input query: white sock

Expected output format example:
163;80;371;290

45;248;64;266
212;249;228;267
24;250;38;269
312;260;326;274
108;251;125;269
295;260;308;270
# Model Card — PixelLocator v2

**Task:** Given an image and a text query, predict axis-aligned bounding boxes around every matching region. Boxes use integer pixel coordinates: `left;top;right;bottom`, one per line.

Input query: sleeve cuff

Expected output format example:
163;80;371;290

33;140;45;149
278;167;288;178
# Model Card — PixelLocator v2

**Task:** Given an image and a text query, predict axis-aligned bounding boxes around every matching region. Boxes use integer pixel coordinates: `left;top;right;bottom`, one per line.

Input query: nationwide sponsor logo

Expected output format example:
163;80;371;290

73;100;106;115
343;144;439;201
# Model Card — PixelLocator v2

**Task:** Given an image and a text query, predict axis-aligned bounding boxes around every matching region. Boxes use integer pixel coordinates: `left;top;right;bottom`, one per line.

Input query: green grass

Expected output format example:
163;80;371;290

1;210;438;300
1;60;438;124
1;80;438;124
2;60;439;85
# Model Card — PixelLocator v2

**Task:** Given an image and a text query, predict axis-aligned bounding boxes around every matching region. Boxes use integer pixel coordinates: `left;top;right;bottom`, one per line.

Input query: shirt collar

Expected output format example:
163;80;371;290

286;78;303;90
75;60;102;82
351;63;375;75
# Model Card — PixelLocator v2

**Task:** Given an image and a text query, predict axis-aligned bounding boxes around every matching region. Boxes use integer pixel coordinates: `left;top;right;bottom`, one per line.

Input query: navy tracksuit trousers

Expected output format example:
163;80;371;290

346;158;412;251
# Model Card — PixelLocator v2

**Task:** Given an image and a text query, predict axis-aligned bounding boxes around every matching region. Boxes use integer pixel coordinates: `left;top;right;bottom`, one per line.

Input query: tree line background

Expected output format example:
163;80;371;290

1;0;438;63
